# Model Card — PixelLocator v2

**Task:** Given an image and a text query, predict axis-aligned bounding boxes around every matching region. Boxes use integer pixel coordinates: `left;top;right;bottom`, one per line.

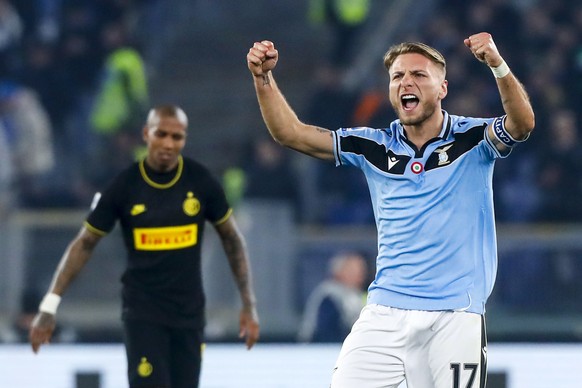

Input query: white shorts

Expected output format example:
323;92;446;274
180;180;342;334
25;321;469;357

331;304;487;388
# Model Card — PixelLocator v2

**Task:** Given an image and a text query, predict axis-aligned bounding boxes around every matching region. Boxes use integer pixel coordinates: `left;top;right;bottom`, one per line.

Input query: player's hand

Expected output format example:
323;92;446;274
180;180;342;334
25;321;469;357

29;312;57;354
463;32;503;68
247;40;278;77
238;306;260;350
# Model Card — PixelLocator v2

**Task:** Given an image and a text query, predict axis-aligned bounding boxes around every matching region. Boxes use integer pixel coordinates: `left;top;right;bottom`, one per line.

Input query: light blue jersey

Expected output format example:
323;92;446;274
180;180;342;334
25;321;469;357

333;111;509;314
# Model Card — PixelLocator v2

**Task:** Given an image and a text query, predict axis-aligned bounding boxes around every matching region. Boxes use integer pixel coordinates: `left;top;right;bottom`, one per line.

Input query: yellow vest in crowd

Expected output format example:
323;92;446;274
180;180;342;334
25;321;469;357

309;0;370;26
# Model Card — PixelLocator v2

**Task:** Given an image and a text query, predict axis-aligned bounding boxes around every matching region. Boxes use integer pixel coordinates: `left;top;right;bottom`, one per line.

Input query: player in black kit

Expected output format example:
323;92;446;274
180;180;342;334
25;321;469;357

29;105;260;388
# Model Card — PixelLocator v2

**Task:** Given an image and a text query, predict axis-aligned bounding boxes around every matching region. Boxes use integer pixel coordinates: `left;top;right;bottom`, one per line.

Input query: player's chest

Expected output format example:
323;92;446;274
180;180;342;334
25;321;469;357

119;186;206;227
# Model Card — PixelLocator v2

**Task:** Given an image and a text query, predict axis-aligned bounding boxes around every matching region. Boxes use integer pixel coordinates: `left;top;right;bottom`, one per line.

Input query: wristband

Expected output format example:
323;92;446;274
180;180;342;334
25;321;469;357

39;293;61;315
490;60;510;78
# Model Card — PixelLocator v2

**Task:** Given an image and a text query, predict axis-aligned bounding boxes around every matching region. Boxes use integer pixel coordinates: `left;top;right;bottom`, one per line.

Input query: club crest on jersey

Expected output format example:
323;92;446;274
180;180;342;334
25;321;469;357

183;192;200;216
411;161;423;174
138;357;153;377
435;144;453;166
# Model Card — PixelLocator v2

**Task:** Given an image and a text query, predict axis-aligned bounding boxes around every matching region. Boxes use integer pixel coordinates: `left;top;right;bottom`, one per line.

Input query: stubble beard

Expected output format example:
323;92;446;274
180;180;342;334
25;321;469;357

392;101;438;127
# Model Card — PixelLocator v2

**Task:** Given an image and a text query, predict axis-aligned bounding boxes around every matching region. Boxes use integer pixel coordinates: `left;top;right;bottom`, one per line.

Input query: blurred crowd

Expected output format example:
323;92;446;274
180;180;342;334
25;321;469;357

2;0;582;227
0;0;152;210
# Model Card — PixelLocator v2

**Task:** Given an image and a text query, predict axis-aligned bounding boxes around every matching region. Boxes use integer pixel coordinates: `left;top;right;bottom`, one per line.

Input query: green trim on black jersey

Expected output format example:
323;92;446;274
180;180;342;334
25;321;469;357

139;155;184;189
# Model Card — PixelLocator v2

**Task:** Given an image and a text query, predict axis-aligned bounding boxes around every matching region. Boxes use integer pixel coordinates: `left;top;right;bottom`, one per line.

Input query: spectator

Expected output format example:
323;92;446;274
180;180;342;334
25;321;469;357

307;0;371;67
303;65;373;224
0;80;56;207
243;136;301;216
0;114;13;208
298;251;367;343
87;20;149;192
0;0;24;77
0;118;15;262
90;20;148;138
536;109;582;222
18;39;74;135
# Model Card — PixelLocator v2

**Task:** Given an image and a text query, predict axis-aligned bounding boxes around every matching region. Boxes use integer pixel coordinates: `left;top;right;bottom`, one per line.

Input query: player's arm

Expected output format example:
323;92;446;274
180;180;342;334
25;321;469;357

464;32;535;152
247;40;334;160
214;215;260;349
29;226;102;353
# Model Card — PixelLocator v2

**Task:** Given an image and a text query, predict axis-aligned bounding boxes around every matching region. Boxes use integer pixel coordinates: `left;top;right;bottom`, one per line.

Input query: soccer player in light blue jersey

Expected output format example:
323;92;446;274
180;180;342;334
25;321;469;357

248;32;534;388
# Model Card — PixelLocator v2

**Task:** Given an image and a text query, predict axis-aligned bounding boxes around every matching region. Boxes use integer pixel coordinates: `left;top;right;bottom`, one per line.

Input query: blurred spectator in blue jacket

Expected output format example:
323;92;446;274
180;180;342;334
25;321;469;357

298;251;368;343
0;81;56;207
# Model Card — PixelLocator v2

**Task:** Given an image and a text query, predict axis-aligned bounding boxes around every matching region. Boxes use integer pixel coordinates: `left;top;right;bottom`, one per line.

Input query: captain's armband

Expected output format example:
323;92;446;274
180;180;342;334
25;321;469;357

491;116;523;148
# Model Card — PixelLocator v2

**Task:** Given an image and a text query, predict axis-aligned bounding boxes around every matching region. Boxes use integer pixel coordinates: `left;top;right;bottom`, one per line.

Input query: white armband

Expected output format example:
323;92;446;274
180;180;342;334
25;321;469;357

39;293;61;315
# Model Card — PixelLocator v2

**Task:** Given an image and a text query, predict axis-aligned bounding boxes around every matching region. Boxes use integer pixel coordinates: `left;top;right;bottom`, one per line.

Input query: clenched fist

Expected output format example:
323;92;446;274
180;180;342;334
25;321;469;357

247;40;278;77
464;32;503;68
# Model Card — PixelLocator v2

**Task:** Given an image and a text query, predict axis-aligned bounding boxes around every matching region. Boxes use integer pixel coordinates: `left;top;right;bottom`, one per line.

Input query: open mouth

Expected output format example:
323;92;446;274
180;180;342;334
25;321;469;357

401;94;419;111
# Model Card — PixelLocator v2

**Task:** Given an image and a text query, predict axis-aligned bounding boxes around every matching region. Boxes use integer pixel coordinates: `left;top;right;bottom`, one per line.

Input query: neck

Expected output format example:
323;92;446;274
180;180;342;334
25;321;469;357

145;157;180;173
402;110;444;149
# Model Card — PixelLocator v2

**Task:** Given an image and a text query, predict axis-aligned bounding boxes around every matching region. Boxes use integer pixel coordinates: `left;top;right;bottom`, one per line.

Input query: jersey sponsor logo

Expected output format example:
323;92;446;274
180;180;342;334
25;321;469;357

411;161;423;174
130;204;147;216
133;224;198;250
183;191;201;216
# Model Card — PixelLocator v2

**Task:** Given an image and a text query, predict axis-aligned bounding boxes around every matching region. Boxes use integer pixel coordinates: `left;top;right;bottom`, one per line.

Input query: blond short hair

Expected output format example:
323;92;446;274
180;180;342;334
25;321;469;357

383;42;446;75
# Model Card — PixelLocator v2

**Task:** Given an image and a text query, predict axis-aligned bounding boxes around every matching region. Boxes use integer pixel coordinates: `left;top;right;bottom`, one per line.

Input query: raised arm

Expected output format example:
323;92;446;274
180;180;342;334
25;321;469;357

464;32;535;151
247;40;335;160
29;226;102;353
214;215;260;349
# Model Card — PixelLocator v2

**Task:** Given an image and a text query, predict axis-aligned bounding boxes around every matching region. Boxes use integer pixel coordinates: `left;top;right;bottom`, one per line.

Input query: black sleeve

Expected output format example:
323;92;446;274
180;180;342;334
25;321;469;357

85;175;124;234
203;171;231;224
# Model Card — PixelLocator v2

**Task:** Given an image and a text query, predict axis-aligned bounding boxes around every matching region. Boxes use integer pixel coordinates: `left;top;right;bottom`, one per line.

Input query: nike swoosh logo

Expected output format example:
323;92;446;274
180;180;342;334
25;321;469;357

131;205;147;216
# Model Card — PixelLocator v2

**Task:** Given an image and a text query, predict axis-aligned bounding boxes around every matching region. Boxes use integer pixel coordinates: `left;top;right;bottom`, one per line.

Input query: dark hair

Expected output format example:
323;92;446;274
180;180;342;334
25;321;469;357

146;105;188;127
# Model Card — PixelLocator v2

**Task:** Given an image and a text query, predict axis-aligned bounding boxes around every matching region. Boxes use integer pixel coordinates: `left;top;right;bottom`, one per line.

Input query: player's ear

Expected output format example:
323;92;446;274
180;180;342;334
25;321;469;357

142;125;149;142
439;79;448;100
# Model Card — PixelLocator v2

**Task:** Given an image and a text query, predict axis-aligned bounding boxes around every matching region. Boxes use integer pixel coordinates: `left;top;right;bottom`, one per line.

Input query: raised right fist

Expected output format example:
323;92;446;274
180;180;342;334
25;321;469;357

247;40;278;77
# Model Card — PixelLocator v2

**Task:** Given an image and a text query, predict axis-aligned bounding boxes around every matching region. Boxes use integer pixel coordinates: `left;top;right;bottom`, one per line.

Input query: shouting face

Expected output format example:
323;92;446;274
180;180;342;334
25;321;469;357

388;53;448;126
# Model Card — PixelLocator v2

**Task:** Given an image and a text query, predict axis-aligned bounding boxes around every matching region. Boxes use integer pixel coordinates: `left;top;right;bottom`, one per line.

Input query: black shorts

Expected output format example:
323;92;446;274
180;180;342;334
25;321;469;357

123;319;204;388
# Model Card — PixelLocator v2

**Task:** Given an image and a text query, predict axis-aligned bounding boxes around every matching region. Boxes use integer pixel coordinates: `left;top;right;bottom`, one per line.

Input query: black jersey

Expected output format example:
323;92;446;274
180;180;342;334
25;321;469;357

85;156;231;328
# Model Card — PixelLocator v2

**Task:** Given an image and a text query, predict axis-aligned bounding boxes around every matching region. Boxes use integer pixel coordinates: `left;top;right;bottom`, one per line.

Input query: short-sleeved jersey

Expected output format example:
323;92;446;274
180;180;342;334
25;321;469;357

333;110;509;314
85;156;231;328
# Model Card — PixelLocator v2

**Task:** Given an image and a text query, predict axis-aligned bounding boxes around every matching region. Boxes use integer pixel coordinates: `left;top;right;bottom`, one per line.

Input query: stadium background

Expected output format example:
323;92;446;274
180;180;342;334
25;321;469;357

1;0;582;387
